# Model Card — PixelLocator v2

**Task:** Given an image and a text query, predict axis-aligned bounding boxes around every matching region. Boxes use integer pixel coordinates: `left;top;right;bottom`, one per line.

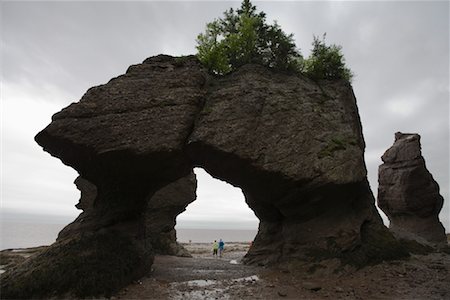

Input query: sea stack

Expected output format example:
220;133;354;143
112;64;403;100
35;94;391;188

378;132;447;245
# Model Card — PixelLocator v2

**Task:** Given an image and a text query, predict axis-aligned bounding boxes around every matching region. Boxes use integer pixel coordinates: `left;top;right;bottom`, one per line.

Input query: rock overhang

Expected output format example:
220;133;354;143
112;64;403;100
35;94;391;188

34;54;379;254
33;54;383;254
35;55;366;188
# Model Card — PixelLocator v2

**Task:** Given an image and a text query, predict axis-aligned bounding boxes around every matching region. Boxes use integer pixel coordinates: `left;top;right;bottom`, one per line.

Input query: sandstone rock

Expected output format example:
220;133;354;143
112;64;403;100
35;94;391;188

145;172;196;257
56;176;97;240
0;55;407;299
378;132;447;245
60;174;195;257
36;54;206;228
74;175;96;211
2;55;207;299
0;230;152;299
187;64;384;265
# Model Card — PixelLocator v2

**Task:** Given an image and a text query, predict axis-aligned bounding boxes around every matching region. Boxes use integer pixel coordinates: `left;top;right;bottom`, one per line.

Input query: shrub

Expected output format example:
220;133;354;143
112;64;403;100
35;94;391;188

196;0;302;75
303;34;353;82
196;0;353;83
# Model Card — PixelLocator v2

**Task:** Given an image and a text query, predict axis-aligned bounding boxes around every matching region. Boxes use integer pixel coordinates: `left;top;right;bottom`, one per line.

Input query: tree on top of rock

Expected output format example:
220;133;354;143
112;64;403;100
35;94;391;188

196;0;302;75
303;34;353;82
196;0;353;83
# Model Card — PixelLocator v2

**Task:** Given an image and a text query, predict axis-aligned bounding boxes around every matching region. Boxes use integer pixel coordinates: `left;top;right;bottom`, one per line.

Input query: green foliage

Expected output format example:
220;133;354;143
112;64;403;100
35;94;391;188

196;0;302;75
303;34;353;82
196;0;353;83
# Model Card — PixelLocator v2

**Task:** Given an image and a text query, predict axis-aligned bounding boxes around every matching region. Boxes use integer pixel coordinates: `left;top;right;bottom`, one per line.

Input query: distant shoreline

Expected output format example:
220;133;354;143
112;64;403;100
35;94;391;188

0;220;257;250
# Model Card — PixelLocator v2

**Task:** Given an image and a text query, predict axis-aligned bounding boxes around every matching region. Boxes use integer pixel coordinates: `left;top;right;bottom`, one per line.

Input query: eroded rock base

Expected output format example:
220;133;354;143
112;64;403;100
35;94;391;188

0;230;153;299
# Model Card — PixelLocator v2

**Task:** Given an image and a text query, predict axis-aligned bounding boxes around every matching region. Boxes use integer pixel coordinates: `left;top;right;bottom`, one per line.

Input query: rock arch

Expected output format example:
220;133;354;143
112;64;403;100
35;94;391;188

0;55;407;299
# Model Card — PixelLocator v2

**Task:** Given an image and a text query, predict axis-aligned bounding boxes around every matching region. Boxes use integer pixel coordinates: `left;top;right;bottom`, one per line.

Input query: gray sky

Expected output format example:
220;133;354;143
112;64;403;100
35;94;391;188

1;1;449;232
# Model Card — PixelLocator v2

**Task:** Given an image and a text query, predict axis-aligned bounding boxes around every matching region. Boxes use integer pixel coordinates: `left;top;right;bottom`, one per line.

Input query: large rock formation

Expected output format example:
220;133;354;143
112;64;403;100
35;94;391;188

378;132;447;245
0;55;408;299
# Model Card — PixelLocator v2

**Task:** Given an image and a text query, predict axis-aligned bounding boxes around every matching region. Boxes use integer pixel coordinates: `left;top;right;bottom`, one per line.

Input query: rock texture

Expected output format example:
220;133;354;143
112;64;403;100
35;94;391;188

74;175;96;211
59;174;195;257
0;55;407;299
187;64;384;265
378;132;447;245
145;172;196;257
56;176;96;239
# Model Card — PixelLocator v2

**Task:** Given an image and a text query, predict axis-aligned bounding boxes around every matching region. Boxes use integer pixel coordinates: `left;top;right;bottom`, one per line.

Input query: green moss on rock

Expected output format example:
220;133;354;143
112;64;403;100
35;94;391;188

318;136;359;159
303;222;410;269
342;222;410;268
0;230;153;299
318;138;347;158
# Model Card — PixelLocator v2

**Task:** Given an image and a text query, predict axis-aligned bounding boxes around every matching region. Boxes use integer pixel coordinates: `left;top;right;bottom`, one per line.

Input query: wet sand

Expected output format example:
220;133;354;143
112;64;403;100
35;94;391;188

118;242;450;300
1;242;449;299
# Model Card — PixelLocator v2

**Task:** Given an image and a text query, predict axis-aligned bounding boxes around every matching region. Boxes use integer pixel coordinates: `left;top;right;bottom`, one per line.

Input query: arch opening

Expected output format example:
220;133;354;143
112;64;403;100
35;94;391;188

175;168;258;251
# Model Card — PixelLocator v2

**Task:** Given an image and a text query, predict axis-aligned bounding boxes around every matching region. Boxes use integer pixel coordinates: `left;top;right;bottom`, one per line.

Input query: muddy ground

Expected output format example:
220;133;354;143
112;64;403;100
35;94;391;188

1;242;449;299
117;242;450;300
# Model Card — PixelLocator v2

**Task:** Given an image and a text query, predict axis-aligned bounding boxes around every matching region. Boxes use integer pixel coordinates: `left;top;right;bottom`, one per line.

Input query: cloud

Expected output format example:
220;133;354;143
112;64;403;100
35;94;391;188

177;168;257;226
2;82;79;217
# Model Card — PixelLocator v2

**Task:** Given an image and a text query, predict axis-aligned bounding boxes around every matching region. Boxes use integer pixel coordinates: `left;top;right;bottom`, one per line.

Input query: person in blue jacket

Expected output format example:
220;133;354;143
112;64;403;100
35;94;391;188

218;239;225;257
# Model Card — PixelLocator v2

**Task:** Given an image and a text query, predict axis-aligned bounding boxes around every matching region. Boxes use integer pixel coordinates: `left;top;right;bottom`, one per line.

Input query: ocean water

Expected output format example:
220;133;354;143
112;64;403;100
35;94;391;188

0;221;257;250
176;228;257;243
0;221;66;250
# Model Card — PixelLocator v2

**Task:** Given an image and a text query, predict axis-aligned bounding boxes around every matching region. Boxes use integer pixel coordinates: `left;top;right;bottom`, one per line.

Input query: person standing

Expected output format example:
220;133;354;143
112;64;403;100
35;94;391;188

212;240;219;257
218;239;225;257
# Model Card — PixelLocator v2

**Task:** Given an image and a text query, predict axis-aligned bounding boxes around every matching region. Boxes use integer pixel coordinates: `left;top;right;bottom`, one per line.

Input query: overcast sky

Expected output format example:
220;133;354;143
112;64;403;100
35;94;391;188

1;1;449;232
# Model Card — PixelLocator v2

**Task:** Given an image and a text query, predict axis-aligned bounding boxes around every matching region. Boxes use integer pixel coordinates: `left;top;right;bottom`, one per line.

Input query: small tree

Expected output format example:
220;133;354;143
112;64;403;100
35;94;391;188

196;0;302;75
196;1;354;83
303;34;353;82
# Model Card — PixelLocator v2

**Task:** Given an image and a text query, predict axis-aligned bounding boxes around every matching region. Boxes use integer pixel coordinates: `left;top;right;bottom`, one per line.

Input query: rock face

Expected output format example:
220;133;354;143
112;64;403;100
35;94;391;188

0;55;407;299
73;175;97;211
56;176;96;239
378;132;447;245
59;174;195;257
187;64;382;265
145;172;196;257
